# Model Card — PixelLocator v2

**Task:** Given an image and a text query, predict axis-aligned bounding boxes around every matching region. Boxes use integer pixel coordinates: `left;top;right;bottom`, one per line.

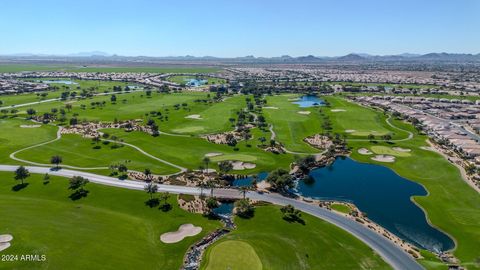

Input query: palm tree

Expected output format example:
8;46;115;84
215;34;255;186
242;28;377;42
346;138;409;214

14;166;30;185
144;182;158;200
206;180;215;197
239;186;249;199
144;168;152;181
202;157;211;177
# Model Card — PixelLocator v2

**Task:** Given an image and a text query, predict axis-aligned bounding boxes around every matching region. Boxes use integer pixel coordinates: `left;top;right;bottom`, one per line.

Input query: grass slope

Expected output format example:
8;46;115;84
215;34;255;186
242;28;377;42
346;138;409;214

0;172;220;270
201;206;390;270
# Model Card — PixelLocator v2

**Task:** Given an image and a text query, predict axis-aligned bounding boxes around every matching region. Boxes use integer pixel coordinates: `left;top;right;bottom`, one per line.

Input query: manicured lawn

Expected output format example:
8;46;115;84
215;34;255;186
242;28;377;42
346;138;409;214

330;203;351;214
322;96;401;139
167;75;226;85
370;145;411;157
203;240;262;270
0;172;220;270
15;134;180;175
201;206;390;270
0;118;57;164
263;94;323;153
102;129;293;173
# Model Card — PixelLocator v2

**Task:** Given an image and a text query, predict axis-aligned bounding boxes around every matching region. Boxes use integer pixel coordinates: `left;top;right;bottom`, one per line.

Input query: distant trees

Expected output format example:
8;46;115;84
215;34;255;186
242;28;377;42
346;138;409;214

68;176;89;200
14;166;30;185
50;155;63;168
202;157;211;175
234;198;254;218
144;182;158;200
26;108;36;117
218;161;233;175
265;169;294;192
280;204;304;224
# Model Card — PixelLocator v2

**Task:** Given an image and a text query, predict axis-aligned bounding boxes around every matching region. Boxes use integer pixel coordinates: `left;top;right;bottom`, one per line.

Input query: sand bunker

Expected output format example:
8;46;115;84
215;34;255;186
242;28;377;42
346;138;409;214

345;129;356;133
263;106;278;109
392;147;411;152
298;111;311;115
185;114;202;120
358;148;373;155
420;146;434;151
371;155;396;163
160;224;202;244
331;109;346;112
232;161;257;170
204;152;223;157
0;234;12;252
20;125;41;128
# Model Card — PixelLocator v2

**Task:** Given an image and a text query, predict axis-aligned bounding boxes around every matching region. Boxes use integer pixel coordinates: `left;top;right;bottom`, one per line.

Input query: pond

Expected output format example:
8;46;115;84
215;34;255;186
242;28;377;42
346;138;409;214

296;157;454;252
292;95;325;108
39;80;78;85
232;172;268;187
186;78;208;87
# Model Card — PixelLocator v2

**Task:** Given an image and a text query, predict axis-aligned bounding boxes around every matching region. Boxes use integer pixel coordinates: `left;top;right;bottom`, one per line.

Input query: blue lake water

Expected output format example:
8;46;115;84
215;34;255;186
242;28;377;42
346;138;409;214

296;157;454;252
39;80;78;85
292;95;325;108
232;172;268;187
185;79;208;87
213;202;234;216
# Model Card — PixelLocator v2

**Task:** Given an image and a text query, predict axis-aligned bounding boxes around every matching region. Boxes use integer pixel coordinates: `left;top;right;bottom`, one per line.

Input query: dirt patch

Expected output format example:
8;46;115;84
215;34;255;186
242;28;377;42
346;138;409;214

371;155;395;163
297;111;311;115
331;109;346;112
160;224;202;243
185;114;202;120
20;125;41;128
358;148;373;155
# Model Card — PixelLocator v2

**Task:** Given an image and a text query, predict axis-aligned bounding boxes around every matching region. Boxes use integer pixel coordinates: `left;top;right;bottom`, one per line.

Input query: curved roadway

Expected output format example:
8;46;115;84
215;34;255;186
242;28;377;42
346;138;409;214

0;165;423;270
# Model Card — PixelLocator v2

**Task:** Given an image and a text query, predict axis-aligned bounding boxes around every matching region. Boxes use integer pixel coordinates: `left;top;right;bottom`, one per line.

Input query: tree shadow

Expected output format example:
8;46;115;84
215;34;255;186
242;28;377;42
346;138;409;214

159;203;172;212
145;198;159;208
283;215;306;225
69;189;89;201
12;183;29;191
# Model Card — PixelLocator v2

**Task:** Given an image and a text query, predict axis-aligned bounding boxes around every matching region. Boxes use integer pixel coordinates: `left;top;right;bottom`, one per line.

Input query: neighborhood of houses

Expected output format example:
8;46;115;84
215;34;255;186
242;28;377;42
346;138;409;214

354;95;480;190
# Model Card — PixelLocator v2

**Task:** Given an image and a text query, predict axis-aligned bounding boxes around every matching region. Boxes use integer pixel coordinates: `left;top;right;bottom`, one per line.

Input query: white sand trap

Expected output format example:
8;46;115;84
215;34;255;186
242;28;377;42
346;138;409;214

331;109;346;112
204;152;223;157
345;129;356;133
0;234;13;243
0;242;11;252
185;114;202;120
420;146;434;151
20;125;41;128
288;98;300;101
263;106;278;109
371;155;396;163
392;147;411;152
298;111;311;115
358;148;373;155
160;224;202;244
232;161;257;170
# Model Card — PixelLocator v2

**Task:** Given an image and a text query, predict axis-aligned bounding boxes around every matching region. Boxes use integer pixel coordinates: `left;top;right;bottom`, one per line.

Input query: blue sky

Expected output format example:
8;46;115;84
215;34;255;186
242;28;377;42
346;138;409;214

0;0;478;57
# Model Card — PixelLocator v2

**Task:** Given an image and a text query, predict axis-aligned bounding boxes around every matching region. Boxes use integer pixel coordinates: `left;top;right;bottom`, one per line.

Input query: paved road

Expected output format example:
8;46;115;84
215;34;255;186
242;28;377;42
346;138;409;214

0;165;423;270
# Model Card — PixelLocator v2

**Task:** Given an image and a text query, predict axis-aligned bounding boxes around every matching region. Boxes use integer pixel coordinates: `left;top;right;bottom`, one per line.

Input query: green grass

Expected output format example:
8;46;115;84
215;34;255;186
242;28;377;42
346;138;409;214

370;146;411;157
330;203;351;214
263;94;323;153
203;240;262;270
167;75;226;85
0;118;58;164
101;129;293;173
14;134;180;175
322;96;399;138
0;172;220;270
201;206;390;270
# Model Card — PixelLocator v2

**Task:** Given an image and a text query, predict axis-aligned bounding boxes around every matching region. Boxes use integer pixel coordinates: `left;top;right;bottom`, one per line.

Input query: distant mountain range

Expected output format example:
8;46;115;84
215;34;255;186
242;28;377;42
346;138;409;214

1;52;480;63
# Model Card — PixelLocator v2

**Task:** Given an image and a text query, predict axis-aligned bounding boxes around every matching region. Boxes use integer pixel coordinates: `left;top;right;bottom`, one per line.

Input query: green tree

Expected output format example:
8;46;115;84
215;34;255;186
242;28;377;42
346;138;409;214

50;155;63;168
14;166;30;185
